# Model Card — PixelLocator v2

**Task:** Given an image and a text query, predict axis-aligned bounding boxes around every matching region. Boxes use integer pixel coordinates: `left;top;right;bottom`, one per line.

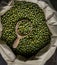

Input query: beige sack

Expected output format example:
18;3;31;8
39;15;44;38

0;0;57;65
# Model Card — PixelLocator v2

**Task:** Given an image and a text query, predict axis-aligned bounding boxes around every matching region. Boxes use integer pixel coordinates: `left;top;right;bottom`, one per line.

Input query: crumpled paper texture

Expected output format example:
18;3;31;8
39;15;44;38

0;0;57;65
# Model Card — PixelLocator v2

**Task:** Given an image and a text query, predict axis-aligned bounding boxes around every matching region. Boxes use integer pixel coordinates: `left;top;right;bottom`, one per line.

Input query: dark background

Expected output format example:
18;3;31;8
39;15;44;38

50;0;57;11
45;49;57;65
0;54;7;65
